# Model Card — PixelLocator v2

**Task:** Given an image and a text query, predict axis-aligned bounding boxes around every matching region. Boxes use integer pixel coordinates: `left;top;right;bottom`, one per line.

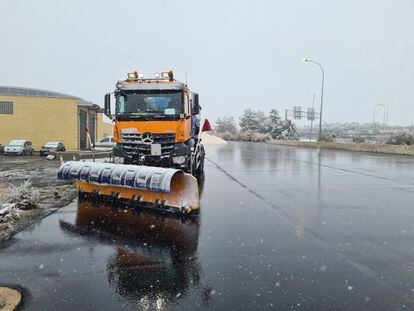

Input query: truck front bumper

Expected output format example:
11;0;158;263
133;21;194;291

113;143;190;170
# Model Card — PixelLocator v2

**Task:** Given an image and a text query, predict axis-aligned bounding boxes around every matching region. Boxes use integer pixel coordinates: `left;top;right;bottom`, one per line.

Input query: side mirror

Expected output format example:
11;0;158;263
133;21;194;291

192;93;200;115
104;93;111;116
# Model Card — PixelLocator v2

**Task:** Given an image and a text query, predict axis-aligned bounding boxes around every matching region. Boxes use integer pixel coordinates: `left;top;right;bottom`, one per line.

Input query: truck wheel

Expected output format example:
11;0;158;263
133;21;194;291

78;190;87;200
195;152;205;179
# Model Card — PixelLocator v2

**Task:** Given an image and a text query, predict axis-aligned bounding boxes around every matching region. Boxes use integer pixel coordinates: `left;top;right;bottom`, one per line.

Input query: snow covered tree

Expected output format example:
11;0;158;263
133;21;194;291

215;116;238;134
267;109;283;139
239;109;268;133
279;119;299;140
238;108;298;140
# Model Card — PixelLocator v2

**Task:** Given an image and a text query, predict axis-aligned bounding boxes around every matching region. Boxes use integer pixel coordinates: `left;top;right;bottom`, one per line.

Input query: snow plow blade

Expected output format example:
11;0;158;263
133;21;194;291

57;161;200;214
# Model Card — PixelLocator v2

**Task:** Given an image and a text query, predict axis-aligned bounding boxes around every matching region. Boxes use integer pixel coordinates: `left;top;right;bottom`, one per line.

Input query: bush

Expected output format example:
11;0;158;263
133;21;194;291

386;132;414;146
238;131;271;142
319;135;334;142
7;180;40;209
218;131;238;141
352;136;366;143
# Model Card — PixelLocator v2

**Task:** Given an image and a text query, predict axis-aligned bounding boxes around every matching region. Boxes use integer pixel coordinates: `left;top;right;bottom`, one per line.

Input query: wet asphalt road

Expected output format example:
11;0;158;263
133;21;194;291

1;142;414;310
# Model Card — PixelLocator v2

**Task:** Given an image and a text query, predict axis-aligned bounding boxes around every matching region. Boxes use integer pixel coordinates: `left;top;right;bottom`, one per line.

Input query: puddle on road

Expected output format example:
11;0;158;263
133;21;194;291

61;201;201;308
0;200;202;310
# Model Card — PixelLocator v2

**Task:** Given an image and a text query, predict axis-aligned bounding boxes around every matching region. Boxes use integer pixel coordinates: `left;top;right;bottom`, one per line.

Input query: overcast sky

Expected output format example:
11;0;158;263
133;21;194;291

1;0;414;125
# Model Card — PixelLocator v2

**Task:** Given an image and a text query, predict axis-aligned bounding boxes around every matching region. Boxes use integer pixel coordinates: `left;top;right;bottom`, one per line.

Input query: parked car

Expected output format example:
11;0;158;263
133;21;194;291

4;140;34;155
40;141;66;156
93;136;116;151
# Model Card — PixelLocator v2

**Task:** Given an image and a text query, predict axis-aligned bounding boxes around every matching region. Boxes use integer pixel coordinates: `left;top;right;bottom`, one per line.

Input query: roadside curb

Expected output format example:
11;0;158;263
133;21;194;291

0;286;21;311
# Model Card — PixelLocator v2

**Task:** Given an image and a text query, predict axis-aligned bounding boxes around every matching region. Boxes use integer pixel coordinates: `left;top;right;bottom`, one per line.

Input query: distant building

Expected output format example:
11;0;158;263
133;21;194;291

0;86;113;150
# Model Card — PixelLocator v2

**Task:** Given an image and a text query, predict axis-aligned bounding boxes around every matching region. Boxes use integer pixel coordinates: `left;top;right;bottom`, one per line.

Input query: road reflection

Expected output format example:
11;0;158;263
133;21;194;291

60;200;201;309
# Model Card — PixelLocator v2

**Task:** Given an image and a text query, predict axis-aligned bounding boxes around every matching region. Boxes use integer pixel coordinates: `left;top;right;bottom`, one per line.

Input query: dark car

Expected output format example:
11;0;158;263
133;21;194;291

40;142;65;156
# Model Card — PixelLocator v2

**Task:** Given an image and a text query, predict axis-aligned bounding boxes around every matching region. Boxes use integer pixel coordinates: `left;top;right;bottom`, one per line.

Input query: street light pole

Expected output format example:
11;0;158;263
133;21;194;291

309;94;316;142
386;105;389;128
303;59;325;141
373;103;384;132
381;103;388;131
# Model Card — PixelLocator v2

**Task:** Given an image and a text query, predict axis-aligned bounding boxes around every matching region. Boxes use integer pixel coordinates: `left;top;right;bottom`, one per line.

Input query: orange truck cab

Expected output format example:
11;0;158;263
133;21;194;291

104;70;205;177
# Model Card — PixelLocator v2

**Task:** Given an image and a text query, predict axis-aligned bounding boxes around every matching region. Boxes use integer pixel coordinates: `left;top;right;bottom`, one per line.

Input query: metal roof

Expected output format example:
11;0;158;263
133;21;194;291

0;86;98;109
77;101;103;112
0;86;80;99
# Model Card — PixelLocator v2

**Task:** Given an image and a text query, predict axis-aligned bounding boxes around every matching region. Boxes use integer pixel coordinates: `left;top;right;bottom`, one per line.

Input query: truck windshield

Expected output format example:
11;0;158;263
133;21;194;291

116;91;183;119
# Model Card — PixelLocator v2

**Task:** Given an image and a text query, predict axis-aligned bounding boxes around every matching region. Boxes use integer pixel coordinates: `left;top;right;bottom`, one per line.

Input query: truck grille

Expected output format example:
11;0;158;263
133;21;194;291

121;132;176;156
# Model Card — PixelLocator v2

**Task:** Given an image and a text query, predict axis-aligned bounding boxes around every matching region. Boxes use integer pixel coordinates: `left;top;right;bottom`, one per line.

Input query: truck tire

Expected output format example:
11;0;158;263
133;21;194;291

196;156;205;180
195;146;205;180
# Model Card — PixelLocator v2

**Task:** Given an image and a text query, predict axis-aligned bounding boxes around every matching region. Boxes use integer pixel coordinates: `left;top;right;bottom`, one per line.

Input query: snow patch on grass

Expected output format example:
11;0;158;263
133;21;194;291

7;180;40;210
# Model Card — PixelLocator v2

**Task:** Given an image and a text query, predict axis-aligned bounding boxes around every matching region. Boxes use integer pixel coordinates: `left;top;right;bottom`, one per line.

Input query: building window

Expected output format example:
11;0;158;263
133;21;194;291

0;101;13;114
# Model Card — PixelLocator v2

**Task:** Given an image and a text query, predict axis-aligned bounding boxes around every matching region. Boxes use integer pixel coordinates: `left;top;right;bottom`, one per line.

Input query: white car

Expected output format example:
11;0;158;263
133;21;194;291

4;140;34;155
93;136;116;151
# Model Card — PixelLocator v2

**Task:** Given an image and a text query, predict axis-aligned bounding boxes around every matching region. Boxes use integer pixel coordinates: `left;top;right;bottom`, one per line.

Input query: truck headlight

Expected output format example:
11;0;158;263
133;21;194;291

173;156;186;164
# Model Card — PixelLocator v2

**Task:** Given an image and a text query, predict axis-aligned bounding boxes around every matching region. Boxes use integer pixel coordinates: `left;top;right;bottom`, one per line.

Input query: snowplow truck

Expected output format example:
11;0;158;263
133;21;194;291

58;70;205;214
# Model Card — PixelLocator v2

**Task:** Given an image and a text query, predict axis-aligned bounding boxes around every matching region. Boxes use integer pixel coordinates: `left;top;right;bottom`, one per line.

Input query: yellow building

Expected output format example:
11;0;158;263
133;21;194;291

0;86;113;150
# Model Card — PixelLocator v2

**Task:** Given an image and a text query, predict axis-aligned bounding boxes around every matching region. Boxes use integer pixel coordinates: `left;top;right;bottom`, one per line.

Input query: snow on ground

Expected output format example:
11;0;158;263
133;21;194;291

201;132;227;145
0;155;77;240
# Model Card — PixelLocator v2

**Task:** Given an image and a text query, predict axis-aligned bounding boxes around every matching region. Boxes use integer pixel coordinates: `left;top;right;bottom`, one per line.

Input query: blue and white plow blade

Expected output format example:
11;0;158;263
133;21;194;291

58;161;182;193
57;161;200;213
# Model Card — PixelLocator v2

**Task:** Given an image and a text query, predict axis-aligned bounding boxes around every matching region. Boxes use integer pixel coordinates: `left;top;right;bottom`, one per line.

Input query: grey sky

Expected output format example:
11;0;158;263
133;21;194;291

1;0;414;125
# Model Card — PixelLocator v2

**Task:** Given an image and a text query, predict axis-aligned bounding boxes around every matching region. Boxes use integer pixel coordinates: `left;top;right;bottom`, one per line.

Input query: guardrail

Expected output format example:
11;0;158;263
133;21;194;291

270;140;414;156
51;150;114;161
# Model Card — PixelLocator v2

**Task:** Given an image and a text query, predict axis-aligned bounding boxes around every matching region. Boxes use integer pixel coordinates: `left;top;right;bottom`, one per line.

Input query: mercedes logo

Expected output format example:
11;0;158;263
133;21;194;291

142;133;154;144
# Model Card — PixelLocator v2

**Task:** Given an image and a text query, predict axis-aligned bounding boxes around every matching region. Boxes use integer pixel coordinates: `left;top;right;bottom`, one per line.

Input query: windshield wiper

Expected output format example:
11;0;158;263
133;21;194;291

117;112;175;120
139;110;170;119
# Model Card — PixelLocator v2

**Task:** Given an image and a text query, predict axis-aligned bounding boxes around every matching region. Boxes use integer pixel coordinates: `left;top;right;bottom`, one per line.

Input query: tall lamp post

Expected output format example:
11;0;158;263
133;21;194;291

303;59;325;141
373;103;385;132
